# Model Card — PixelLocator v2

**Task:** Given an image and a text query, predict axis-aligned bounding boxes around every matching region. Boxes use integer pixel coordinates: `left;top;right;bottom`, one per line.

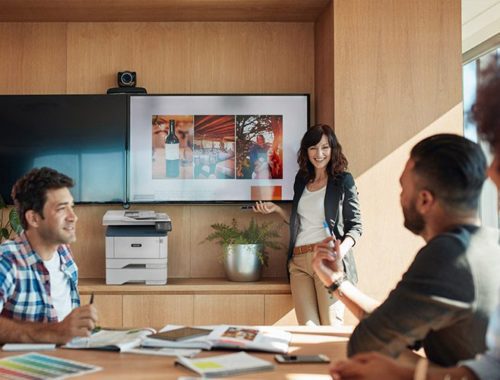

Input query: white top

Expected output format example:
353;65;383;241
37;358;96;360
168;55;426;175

44;252;72;321
295;185;328;246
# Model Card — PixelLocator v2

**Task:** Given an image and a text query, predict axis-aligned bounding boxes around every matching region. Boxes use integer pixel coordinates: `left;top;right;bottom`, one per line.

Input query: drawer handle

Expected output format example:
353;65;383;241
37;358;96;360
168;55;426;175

131;243;142;248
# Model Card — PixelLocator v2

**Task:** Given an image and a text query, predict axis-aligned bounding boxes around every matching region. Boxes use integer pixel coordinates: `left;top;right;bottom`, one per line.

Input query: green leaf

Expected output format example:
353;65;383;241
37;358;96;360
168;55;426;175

203;217;285;267
9;209;22;234
0;228;8;239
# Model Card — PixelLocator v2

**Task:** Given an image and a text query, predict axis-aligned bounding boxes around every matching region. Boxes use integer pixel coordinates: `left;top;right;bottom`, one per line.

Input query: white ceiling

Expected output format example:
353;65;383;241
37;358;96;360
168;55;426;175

462;0;500;52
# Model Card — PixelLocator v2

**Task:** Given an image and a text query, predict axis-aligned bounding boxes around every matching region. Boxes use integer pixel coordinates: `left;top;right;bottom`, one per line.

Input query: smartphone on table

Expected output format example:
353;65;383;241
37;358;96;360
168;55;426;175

148;327;212;342
274;354;330;363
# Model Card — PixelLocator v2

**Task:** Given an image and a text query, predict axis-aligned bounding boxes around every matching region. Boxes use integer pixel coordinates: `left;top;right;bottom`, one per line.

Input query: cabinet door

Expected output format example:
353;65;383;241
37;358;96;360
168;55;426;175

265;294;297;325
193;295;264;325
80;294;123;328
123;295;194;330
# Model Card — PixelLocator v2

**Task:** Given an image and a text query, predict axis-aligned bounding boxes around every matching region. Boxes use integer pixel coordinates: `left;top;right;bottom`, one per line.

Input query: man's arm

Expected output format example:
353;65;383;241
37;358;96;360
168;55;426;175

330;280;380;320
312;237;380;319
313;236;474;358
0;305;98;344
330;352;479;380
428;366;478;380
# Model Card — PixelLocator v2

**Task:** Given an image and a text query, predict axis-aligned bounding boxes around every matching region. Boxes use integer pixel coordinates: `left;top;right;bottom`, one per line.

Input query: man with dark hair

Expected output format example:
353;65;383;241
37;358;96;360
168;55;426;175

323;66;500;380
312;133;500;366
0;167;97;344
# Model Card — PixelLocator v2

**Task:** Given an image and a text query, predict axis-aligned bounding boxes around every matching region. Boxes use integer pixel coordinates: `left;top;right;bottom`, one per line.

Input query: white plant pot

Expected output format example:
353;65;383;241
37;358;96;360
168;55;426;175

223;244;263;282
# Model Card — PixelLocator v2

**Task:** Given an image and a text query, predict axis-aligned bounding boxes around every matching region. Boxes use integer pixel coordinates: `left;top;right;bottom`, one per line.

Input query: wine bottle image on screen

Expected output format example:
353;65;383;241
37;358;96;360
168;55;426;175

165;119;180;178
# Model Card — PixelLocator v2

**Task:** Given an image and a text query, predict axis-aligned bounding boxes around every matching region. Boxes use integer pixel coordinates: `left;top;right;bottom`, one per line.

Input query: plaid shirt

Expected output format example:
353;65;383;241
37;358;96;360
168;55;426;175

0;232;80;322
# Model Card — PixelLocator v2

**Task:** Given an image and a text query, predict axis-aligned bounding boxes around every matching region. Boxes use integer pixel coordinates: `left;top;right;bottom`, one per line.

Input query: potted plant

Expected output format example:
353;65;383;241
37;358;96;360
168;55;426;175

204;218;284;282
0;194;22;243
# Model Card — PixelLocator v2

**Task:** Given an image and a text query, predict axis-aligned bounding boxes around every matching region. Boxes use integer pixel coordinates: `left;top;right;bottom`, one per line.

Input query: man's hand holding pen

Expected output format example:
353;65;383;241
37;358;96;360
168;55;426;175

312;236;345;288
41;301;98;344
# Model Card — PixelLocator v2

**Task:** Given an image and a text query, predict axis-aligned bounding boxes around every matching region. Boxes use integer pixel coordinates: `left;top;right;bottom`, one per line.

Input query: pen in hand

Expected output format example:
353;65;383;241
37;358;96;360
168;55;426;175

88;293;101;334
323;221;336;246
323;220;341;260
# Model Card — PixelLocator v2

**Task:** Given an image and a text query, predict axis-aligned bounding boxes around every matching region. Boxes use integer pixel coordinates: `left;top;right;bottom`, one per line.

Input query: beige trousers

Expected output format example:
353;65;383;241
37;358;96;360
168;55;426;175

288;251;345;326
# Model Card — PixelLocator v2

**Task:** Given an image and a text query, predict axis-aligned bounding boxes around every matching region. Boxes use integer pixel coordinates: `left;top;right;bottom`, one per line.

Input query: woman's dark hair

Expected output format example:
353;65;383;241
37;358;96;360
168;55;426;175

473;63;500;154
297;124;348;181
11;167;74;230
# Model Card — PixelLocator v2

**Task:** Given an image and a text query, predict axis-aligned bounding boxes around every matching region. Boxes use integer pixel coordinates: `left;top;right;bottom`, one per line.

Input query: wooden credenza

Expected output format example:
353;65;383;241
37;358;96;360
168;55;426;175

79;278;297;330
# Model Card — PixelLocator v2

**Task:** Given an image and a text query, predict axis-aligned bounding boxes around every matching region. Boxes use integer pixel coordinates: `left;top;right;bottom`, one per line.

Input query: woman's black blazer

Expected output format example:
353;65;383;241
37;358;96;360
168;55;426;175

287;172;363;283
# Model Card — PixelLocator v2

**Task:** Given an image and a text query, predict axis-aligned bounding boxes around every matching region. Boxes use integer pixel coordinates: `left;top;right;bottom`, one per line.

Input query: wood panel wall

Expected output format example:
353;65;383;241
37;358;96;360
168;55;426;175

0;22;313;279
314;0;334;128
0;1;464;326
326;0;463;305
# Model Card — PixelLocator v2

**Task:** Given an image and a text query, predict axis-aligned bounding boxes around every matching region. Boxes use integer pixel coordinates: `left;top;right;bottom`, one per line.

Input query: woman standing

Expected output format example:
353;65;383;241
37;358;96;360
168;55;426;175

254;124;362;325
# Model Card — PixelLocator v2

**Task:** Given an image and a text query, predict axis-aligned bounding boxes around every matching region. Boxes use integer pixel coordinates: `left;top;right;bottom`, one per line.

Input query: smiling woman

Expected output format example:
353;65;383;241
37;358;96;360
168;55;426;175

254;124;363;326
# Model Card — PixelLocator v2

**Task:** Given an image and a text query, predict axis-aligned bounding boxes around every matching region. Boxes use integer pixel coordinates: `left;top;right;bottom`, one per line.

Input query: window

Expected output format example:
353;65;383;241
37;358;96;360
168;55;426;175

463;47;500;227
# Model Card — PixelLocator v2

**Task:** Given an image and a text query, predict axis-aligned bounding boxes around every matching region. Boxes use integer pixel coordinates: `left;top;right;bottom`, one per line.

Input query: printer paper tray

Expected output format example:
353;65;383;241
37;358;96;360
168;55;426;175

106;258;167;269
106;267;167;285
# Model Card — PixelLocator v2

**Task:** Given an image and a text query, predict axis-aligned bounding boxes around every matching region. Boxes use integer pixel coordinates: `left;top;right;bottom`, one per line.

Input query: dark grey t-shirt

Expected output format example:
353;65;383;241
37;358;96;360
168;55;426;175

348;225;500;366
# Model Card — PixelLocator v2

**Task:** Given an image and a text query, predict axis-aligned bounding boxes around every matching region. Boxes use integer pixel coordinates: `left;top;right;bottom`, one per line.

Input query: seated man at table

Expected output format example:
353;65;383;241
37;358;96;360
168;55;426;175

312;134;500;366
0;167;97;344
328;65;500;380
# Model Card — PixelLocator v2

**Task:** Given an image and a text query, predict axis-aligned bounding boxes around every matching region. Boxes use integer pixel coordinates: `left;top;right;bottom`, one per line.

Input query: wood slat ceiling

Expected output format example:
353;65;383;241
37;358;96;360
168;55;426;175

0;0;331;22
194;115;235;142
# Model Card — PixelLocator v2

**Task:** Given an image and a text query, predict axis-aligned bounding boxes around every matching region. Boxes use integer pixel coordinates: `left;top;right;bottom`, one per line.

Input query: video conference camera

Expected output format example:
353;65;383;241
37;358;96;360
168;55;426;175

107;71;147;94
118;71;136;87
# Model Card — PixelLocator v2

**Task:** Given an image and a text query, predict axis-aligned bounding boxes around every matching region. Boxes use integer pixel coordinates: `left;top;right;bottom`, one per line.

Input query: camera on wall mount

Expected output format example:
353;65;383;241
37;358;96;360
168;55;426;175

118;71;137;87
107;70;147;94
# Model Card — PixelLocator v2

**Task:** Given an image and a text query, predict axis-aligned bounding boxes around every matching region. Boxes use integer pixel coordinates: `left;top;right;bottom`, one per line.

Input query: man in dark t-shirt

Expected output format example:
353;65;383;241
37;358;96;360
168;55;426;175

312;134;500;366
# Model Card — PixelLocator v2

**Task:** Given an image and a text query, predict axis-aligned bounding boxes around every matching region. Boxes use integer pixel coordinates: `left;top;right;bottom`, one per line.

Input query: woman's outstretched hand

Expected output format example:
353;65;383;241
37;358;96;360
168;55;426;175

253;201;279;214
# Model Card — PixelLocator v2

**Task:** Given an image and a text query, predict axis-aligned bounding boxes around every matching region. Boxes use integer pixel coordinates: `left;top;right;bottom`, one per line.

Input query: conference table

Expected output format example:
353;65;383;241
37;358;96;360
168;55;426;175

0;326;419;379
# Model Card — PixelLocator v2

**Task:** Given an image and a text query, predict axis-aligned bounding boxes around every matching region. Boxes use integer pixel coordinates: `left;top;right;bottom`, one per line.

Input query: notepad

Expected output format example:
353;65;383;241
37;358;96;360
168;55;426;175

2;343;56;351
175;351;274;378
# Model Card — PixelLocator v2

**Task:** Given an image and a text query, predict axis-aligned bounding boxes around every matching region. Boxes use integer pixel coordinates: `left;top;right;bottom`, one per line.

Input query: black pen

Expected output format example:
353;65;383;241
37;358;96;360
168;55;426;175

89;293;94;305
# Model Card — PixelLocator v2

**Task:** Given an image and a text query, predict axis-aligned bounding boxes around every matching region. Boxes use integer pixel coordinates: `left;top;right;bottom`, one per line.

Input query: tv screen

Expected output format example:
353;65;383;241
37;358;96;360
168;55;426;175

128;94;309;203
0;95;127;204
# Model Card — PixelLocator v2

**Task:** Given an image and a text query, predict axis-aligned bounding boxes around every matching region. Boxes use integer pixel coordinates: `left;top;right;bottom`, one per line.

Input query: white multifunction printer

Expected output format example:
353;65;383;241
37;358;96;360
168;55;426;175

103;210;172;285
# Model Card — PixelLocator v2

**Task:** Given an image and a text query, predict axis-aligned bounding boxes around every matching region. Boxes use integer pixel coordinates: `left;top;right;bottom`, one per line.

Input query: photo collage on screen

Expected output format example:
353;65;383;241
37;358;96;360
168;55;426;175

151;114;283;182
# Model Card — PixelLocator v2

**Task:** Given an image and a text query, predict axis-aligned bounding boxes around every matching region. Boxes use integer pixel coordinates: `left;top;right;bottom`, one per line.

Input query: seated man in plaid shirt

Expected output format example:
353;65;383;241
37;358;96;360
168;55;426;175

0;167;98;344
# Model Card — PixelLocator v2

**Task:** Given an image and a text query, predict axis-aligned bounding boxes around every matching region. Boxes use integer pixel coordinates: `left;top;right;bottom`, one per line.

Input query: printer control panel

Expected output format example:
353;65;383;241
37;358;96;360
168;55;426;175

124;210;166;220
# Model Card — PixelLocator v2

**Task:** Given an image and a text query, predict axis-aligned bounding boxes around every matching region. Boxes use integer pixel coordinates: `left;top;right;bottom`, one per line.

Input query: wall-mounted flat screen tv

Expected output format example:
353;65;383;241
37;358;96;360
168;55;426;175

0;95;127;204
128;94;309;203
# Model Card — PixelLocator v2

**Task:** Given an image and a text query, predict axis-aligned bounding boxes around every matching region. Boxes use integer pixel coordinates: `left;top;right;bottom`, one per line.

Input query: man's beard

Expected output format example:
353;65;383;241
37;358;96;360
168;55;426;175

39;225;76;245
403;200;425;235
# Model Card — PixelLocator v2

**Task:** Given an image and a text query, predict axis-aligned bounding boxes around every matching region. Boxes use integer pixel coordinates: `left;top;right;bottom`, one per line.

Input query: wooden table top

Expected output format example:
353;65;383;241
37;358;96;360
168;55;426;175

0;326;353;379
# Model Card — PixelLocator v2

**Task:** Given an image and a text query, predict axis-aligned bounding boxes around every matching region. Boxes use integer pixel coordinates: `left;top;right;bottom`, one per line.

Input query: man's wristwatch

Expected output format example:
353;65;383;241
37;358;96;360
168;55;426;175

325;274;346;294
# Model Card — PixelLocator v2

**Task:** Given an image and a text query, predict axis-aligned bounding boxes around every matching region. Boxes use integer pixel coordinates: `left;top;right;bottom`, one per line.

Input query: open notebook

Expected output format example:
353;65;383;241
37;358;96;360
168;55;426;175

64;328;155;351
